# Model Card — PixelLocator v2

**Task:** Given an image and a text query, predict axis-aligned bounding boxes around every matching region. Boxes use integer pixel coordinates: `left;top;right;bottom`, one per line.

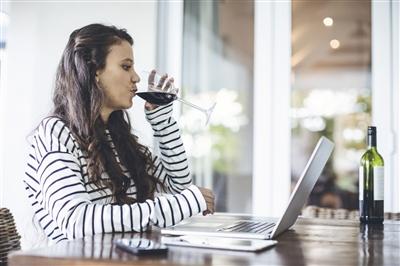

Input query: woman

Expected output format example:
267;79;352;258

23;23;214;243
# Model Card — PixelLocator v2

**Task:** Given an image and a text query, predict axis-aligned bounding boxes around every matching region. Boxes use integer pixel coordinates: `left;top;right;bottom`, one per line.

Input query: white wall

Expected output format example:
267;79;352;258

0;1;158;249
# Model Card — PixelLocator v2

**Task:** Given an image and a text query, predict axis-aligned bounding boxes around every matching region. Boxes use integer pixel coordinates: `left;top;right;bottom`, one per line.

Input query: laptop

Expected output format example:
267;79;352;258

161;136;334;240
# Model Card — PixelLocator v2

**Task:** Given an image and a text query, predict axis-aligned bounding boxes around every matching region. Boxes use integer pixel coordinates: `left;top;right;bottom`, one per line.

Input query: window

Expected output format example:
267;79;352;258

181;1;254;212
291;0;372;210
0;6;10;205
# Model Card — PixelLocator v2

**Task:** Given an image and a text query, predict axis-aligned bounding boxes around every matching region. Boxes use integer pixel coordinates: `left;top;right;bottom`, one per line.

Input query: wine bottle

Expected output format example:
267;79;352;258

359;126;384;224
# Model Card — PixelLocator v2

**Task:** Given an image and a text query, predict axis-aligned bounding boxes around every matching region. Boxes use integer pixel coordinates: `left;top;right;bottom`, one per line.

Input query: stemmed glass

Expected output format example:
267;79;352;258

137;70;216;125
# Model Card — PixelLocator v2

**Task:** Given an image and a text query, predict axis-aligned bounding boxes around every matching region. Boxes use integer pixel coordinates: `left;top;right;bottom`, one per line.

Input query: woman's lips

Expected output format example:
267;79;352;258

130;87;137;97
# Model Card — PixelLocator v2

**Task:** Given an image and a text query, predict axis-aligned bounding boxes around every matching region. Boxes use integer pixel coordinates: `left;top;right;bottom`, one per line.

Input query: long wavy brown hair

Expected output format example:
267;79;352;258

52;23;163;204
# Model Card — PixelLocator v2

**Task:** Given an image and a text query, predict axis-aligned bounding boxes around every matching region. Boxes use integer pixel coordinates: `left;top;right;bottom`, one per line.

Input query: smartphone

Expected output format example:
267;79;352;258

114;238;168;256
162;235;277;252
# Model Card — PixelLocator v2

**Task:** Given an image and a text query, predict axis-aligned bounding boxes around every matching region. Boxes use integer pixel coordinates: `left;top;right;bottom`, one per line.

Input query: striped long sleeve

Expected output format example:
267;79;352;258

145;103;192;193
23;115;206;243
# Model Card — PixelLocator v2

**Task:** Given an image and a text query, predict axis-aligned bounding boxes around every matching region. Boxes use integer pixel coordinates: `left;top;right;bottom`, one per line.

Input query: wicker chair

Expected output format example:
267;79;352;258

0;208;21;264
302;205;400;221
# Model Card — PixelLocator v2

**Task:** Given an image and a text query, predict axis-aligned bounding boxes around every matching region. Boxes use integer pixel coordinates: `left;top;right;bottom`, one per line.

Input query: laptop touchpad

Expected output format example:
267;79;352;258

179;222;225;228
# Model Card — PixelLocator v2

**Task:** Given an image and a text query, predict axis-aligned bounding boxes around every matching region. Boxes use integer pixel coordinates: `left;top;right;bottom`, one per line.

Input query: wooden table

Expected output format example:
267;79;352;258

8;217;400;265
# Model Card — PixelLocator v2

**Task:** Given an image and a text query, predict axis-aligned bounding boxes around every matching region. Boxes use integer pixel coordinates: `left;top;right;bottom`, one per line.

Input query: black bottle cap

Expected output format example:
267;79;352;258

368;126;376;135
367;126;377;146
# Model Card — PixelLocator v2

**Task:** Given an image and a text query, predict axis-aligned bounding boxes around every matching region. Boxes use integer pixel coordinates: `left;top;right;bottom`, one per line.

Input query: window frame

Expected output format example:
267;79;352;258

372;0;400;212
252;1;291;217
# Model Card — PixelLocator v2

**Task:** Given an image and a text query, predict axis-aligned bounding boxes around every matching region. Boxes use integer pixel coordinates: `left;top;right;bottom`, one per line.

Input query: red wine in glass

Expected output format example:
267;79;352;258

136;91;177;105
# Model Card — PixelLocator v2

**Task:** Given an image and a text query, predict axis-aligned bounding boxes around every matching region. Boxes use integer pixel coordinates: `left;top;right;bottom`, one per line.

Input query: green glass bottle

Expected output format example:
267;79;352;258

359;126;384;224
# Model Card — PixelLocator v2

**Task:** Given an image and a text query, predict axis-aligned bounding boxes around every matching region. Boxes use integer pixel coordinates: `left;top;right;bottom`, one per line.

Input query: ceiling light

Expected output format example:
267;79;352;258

323;17;333;27
330;39;340;49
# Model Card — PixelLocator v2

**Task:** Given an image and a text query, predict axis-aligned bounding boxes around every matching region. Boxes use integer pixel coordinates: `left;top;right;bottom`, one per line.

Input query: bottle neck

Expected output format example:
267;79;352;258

367;133;377;148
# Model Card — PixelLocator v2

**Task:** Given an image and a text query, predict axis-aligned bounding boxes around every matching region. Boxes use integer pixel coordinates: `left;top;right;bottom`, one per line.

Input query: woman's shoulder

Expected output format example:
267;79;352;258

33;116;80;152
36;116;69;138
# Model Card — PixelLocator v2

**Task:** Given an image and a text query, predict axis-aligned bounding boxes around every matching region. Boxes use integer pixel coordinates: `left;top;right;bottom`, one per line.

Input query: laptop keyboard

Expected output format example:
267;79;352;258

218;221;276;234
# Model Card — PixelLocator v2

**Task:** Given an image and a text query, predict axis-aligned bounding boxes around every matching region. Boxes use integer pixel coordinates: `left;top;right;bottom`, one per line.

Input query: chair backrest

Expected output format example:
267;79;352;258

0;208;21;264
302;205;400;221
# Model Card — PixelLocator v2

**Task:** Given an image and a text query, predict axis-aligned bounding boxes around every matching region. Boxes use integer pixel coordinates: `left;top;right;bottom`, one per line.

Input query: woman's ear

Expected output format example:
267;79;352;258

95;71;100;83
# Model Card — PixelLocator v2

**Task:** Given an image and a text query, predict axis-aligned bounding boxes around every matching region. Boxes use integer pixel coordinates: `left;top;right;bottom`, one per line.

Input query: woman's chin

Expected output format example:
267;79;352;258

124;100;133;109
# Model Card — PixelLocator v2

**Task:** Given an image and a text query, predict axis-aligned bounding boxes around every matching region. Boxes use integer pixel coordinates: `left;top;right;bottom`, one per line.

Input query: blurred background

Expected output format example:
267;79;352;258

0;0;399;249
179;0;373;213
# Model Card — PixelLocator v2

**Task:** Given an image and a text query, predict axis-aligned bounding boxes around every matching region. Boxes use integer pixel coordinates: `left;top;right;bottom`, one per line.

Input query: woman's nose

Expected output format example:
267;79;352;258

132;70;140;83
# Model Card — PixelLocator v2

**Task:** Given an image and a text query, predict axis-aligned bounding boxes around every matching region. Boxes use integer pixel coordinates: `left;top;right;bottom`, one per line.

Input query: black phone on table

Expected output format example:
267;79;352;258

114;238;168;256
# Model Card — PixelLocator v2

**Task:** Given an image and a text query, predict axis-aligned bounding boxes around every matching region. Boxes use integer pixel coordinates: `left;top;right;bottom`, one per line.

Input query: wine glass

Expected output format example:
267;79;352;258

137;70;216;125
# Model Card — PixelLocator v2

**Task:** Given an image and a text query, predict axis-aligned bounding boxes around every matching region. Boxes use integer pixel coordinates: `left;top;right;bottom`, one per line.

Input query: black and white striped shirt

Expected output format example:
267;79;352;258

23;103;206;243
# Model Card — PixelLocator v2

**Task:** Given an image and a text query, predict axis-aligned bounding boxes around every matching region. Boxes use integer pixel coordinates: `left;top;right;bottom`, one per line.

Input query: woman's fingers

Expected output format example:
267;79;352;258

148;69;157;89
203;210;212;216
202;195;215;205
164;77;174;92
148;70;177;93
157;74;168;89
144;102;158;111
206;201;215;213
198;187;215;215
202;190;214;201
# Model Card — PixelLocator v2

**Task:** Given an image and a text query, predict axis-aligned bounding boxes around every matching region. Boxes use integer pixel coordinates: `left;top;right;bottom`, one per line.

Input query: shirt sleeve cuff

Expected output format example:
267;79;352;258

186;185;207;212
145;103;173;125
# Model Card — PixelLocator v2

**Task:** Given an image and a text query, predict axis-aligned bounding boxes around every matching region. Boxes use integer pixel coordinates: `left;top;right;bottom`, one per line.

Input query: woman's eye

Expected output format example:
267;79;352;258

122;65;131;71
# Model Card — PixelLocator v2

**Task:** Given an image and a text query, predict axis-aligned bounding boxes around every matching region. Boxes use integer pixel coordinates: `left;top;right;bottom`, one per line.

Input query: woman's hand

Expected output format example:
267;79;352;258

144;69;175;111
198;187;215;215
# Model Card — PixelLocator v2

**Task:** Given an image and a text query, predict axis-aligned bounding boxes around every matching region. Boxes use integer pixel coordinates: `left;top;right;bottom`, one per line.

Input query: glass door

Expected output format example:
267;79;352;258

291;0;372;214
181;1;254;213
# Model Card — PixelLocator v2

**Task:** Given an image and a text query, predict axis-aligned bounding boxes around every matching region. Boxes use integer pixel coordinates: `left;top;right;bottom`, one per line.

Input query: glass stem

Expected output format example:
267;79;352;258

176;97;206;113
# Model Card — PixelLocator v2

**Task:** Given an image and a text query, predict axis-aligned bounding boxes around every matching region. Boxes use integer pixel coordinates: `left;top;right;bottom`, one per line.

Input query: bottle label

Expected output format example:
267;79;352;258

373;166;384;201
359;167;364;200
